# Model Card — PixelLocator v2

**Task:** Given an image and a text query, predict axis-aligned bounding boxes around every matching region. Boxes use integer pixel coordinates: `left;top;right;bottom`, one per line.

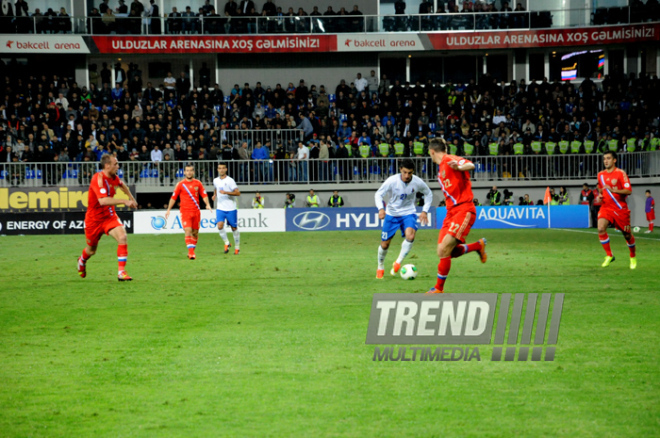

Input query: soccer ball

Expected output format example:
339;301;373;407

633;226;640;233
400;264;418;280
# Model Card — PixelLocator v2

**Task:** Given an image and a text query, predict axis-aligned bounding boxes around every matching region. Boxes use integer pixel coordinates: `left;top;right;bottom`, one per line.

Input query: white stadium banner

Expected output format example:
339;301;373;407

0;35;90;54
134;209;286;234
336;33;426;51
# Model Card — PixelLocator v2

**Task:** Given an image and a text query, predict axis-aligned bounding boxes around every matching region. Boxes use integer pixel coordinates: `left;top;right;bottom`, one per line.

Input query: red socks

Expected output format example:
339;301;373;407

117;244;128;272
650;223;654;232
626;235;636;257
599;233;613;257
435;257;451;291
450;241;482;258
79;248;91;264
185;237;196;256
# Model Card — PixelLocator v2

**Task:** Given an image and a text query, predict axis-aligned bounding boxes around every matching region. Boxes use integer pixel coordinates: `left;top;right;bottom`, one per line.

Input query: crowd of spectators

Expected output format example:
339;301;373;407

0;57;659;185
5;0;659;35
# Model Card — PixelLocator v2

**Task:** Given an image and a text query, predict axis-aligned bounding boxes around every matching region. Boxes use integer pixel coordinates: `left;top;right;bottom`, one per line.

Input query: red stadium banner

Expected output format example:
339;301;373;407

427;23;660;50
90;35;337;54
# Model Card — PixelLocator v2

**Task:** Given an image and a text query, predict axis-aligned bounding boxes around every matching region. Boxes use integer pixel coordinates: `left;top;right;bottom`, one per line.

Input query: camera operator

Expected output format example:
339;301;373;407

503;189;514;205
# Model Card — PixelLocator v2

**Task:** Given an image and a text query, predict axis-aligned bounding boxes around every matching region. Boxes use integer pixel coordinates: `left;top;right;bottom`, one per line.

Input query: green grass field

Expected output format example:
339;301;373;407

1;229;659;437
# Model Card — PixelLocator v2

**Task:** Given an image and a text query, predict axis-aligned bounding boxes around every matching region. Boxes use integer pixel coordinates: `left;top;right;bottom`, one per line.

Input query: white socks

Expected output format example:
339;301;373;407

396;240;414;264
378;246;388;270
218;227;230;245
233;229;240;249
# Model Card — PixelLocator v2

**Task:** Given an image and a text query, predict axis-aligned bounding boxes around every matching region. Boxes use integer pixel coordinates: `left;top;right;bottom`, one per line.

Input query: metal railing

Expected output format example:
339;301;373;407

220;129;303;151
3;6;659;36
1;152;658;189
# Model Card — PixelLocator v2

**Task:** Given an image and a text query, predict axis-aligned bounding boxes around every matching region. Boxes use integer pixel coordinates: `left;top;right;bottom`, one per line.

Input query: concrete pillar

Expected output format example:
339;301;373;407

189;58;195;91
406;56;411;83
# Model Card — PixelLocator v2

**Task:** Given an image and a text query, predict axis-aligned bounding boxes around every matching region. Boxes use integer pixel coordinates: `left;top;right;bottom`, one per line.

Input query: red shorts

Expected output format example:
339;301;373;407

85;216;124;247
598;207;631;233
647;211;656;222
181;210;201;230
439;203;477;244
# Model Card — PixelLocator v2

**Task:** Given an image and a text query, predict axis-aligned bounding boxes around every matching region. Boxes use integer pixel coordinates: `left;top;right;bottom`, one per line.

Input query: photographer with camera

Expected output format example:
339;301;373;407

519;194;534;206
503;189;514;206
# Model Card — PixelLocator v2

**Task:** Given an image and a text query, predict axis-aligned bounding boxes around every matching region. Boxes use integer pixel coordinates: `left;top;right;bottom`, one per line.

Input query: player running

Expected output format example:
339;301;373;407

427;138;487;294
77;154;138;281
375;158;433;279
597;151;636;269
213;162;241;255
165;164;212;260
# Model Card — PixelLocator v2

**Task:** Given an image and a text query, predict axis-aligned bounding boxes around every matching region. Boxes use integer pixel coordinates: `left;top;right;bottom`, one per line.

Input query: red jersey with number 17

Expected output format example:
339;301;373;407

86;171;123;222
437;154;474;210
172;179;207;213
597;167;630;211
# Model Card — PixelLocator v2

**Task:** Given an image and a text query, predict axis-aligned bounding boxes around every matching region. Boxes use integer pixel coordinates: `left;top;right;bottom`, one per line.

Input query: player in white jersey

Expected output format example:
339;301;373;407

213;162;242;255
374;158;433;279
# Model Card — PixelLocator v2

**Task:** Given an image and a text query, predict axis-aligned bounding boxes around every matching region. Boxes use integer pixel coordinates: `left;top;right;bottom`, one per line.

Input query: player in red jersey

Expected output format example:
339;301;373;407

78;154;138;281
426;138;487;294
165;164;212;260
596;151;636;269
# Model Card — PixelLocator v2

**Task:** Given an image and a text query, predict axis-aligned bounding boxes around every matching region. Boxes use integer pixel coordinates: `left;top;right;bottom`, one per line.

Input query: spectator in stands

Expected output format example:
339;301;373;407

354;73;368;94
147;0;160;34
168;7;182;33
296;112;314;142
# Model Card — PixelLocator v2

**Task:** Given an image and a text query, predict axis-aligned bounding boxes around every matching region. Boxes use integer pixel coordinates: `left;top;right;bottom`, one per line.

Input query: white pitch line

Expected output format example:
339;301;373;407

551;228;660;242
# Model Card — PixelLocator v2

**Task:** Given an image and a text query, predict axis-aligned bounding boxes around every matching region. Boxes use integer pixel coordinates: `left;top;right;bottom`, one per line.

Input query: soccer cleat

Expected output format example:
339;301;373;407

601;256;615;267
224;243;231;254
644;230;652;234
234;249;240;255
426;287;444;294
188;254;196;260
77;260;86;278
118;271;133;281
630;257;637;270
477;238;488;263
390;262;401;276
376;269;385;279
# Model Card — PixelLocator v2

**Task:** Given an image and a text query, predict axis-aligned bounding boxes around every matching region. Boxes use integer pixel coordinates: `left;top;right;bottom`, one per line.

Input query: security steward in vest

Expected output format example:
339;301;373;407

328;190;344;207
306;189;320;207
487;185;502;206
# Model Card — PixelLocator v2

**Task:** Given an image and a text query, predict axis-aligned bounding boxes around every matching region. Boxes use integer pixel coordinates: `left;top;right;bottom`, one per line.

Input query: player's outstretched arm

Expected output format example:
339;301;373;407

99;197;137;209
220;188;241;196
202;196;212;210
118;180;138;207
375;179;389;212
448;159;475;171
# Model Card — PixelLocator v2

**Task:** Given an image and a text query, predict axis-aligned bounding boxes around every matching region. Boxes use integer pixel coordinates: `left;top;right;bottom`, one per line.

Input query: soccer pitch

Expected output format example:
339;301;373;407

1;229;658;437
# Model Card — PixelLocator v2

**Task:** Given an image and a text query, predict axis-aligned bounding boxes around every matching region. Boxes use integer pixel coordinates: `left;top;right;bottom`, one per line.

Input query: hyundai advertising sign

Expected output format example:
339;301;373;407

286;207;434;232
434;206;589;229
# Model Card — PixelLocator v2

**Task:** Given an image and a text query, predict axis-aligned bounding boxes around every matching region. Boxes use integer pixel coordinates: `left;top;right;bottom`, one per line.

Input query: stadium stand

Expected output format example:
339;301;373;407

0;56;658;187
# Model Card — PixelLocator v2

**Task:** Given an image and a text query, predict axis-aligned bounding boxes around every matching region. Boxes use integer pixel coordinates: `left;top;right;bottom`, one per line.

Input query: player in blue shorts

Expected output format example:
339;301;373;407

375;159;433;278
213;162;242;255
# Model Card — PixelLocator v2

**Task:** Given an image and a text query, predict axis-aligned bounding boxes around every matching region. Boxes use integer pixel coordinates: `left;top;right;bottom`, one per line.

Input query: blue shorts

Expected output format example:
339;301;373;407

216;209;238;228
381;213;418;241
